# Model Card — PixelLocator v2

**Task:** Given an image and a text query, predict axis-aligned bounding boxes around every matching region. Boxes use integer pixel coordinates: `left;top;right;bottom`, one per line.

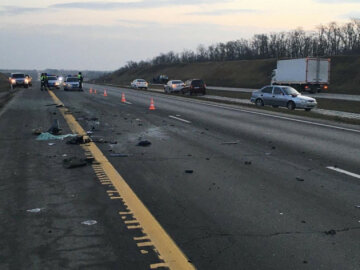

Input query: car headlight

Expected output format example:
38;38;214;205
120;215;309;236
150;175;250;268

11;79;16;84
55;82;59;86
24;79;29;84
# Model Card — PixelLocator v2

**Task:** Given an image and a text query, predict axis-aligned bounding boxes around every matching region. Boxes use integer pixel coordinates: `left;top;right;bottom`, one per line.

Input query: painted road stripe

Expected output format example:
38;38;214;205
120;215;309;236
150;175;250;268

327;167;360;179
169;115;191;124
47;90;195;270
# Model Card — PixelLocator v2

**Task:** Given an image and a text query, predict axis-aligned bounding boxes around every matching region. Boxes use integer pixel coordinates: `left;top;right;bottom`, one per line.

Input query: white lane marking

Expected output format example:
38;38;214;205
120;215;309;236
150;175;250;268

326;167;360;179
124;101;132;105
169;115;191;124
88;84;360;134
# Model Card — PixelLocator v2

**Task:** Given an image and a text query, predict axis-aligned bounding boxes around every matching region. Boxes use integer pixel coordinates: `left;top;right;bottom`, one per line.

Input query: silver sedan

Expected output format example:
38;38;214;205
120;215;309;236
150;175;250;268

250;85;317;111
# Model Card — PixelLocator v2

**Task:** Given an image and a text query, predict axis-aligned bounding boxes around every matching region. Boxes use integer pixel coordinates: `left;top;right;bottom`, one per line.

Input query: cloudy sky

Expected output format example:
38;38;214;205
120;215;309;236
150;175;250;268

0;0;359;70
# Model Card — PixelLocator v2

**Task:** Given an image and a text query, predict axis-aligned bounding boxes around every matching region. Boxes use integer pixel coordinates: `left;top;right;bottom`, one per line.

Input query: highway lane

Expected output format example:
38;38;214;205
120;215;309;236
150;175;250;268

51;83;360;269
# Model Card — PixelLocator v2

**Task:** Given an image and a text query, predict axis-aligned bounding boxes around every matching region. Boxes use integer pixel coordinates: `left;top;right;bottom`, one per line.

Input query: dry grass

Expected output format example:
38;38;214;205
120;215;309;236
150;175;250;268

97;55;360;95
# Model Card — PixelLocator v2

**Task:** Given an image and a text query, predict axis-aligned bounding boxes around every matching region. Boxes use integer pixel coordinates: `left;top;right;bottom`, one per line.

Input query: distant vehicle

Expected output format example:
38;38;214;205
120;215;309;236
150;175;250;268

164;80;185;93
271;58;330;93
153;75;169;84
63;77;82;91
183;79;206;95
25;74;32;87
131;79;148;90
47;75;61;89
9;73;29;88
250;85;317;111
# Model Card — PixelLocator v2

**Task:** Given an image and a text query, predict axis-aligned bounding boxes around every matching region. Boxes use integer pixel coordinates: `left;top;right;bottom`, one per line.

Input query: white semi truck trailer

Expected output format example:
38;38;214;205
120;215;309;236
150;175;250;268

271;58;331;93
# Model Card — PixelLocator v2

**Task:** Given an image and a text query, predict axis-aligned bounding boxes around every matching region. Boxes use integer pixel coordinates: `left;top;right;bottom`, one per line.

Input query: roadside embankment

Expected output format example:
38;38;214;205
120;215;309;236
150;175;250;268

96;55;360;95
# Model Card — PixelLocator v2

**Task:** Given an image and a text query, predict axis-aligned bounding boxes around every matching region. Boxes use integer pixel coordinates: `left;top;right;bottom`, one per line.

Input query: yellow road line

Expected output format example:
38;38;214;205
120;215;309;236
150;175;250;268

47;90;195;270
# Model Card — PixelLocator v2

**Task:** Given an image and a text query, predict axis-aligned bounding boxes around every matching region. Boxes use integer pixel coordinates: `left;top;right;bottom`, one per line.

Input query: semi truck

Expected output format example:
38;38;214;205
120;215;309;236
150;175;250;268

271;58;331;93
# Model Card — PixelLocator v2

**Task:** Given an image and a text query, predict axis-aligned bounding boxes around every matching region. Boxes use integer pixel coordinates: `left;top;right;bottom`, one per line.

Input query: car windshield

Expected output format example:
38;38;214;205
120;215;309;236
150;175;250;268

282;87;300;96
12;74;25;78
48;76;57;80
137;79;146;82
173;81;183;84
192;80;204;86
67;78;78;82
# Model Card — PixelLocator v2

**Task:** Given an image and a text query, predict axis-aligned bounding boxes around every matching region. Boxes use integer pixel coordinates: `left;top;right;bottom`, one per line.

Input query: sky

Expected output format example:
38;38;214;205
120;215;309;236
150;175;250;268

0;0;359;71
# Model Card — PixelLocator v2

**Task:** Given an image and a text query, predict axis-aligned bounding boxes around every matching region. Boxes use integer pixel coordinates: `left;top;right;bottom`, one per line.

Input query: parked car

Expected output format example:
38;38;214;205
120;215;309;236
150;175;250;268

183;79;206;95
131;79;148;89
25;74;32;87
250;85;317;111
164;80;185;93
63;77;82;91
47;75;61;89
9;73;29;88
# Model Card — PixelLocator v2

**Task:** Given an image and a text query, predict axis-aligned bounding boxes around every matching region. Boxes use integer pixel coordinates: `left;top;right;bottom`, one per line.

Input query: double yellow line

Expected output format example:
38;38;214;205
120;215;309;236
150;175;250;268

48;90;195;270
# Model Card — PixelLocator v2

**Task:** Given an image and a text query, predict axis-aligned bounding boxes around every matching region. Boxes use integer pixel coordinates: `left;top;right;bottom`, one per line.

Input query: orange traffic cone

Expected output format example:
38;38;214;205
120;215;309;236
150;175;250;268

89;88;93;94
94;89;97;94
104;89;108;97
149;98;155;110
121;93;126;103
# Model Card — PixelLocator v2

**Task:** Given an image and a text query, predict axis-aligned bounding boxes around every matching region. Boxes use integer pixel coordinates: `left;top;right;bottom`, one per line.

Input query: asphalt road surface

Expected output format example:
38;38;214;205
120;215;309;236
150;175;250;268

1;82;360;270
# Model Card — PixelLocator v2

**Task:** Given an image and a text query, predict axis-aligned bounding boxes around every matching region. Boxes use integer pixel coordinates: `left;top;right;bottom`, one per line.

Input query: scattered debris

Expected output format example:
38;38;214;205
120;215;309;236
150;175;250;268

221;141;238;145
92;137;106;143
303;261;308;264
48;119;62;135
90;117;99;121
56;104;64;108
32;128;43;135
62;154;67;157
36;132;77;141
109;141;117;145
45;103;57;106
48;143;55;146
301;220;306;224
137;140;151;147
265;152;271;156
185;170;194;174
81;220;97;226
66;135;90;145
354;205;360;209
206;158;210;160
296;177;305;182
271;146;276;150
279;212;284;215
325;229;337;235
110;153;129;157
244;161;252;165
27;208;42;213
63;157;89;169
86;130;93;135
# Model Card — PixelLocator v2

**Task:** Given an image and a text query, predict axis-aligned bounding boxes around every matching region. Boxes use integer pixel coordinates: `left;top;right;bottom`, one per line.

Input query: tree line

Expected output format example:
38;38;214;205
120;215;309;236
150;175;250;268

118;19;360;73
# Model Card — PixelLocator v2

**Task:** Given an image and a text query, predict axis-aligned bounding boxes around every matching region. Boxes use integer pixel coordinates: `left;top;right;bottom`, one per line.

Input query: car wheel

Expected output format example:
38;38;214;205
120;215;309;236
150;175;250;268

287;101;295;110
305;108;311;112
255;99;264;107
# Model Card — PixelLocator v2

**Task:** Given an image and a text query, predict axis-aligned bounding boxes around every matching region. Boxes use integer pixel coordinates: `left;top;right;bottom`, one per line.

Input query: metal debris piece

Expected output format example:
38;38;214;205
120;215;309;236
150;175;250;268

296;177;305;182
221;141;238;145
185;170;194;174
81;220;97;226
27;208;42;213
324;229;337;235
32;128;43;135
63;157;88;169
137;140;151;147
244;161;252;165
48;119;62;135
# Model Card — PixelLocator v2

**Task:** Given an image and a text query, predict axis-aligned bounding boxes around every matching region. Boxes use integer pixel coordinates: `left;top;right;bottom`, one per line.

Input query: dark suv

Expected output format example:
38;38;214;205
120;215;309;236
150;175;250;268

184;79;206;95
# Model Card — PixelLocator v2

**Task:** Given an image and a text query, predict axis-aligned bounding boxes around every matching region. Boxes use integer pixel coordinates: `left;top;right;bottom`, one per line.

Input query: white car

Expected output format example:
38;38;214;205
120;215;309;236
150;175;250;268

63;77;82;91
164;80;185;93
131;79;148;89
47;75;61;89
